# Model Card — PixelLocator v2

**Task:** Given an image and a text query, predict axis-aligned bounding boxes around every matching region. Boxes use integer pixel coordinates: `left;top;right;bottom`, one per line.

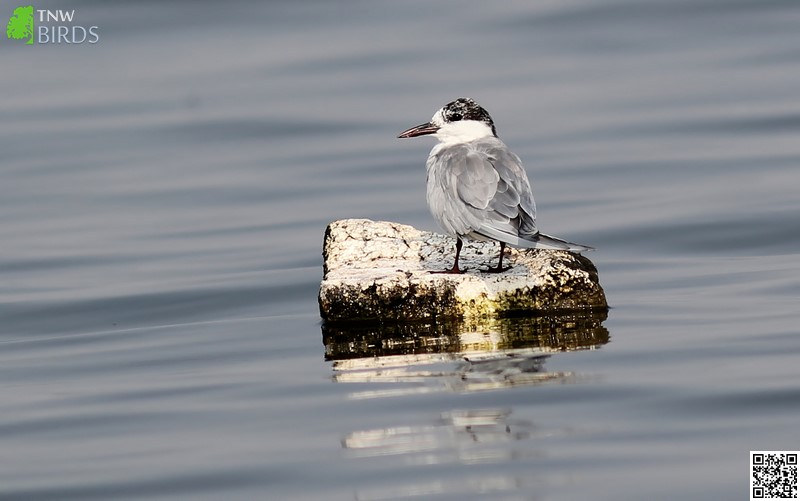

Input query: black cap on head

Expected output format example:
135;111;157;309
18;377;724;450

441;98;497;136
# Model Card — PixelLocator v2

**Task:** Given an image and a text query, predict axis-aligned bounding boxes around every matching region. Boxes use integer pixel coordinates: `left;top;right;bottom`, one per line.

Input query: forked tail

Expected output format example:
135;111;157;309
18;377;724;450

526;232;594;252
475;226;594;252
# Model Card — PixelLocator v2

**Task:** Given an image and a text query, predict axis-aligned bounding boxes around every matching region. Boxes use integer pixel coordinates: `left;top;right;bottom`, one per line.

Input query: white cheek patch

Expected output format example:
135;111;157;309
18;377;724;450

434;120;494;144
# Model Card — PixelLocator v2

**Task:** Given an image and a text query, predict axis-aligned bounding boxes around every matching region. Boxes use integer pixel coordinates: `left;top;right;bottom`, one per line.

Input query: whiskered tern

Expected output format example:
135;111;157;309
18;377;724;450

398;97;592;274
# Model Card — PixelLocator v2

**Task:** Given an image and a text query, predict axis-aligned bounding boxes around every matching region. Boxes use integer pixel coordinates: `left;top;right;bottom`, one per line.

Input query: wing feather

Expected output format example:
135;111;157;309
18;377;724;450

426;138;592;251
427;138;539;243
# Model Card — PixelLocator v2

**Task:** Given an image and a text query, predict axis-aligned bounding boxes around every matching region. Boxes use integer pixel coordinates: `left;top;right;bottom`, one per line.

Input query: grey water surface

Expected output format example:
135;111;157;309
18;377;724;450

2;1;799;499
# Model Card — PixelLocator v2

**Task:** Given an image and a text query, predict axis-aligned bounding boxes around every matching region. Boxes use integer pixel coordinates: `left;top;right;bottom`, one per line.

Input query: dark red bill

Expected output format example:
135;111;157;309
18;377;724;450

397;122;439;138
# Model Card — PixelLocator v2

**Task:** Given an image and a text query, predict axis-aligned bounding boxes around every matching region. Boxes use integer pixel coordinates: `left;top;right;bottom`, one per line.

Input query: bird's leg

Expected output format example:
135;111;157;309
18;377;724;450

431;238;464;274
482;241;512;273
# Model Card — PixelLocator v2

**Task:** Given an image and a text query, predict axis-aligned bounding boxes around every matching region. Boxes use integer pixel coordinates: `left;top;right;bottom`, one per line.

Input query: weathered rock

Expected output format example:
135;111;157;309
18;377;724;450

319;219;607;322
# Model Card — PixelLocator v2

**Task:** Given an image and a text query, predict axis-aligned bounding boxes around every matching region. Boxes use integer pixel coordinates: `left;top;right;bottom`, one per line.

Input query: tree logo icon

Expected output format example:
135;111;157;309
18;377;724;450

7;5;34;45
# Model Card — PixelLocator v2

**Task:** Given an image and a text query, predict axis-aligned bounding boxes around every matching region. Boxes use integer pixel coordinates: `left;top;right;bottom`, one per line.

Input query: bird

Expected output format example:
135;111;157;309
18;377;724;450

397;97;592;274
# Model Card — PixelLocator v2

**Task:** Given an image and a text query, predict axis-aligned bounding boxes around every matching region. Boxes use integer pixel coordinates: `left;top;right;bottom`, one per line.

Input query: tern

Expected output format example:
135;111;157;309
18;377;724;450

398;97;592;274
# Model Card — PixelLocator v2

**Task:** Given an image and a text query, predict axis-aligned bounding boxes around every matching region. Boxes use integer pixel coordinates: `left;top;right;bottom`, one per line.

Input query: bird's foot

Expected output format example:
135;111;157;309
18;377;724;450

481;264;512;274
430;267;465;275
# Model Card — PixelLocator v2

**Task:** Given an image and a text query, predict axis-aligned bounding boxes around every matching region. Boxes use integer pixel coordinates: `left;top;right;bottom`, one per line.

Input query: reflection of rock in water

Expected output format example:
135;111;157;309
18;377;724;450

324;310;608;395
332;351;574;395
343;408;533;457
330;313;610;499
323;309;608;361
342;407;571;500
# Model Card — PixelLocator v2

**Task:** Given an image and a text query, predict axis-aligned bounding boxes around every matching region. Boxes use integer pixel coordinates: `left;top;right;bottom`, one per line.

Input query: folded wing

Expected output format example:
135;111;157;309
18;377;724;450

427;139;591;252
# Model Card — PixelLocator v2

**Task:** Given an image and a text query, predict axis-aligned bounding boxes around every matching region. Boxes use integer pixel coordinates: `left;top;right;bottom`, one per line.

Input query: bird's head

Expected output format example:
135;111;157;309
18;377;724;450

397;98;497;144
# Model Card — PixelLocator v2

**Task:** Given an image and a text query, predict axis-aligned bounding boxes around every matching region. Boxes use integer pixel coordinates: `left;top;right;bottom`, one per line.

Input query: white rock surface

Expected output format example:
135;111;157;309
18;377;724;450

319;219;607;322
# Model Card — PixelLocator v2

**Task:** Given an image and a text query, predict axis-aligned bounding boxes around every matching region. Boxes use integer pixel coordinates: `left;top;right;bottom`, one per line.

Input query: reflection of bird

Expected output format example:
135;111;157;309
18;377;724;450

398;98;592;274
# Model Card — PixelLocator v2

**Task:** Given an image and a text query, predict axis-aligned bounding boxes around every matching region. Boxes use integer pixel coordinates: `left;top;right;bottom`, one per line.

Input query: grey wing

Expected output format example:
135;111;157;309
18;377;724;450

483;143;538;237
427;145;498;237
472;146;593;251
430;141;538;243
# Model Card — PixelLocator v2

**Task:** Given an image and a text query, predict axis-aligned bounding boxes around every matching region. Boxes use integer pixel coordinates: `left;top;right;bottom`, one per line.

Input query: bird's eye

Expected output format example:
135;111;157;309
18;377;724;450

450;113;462;121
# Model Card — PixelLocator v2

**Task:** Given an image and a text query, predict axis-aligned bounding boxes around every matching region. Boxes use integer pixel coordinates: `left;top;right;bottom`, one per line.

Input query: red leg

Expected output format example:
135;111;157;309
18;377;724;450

431;238;464;274
482;241;511;273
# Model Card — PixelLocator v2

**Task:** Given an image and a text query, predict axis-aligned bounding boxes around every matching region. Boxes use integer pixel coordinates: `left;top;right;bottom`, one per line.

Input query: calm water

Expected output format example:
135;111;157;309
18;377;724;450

2;0;799;499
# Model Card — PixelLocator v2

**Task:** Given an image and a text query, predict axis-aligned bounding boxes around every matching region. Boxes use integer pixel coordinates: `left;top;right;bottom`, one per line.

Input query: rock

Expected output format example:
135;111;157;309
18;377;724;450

318;219;607;322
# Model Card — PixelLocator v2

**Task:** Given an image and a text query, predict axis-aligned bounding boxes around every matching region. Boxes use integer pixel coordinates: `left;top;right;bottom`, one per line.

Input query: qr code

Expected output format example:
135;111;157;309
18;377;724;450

751;451;798;500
